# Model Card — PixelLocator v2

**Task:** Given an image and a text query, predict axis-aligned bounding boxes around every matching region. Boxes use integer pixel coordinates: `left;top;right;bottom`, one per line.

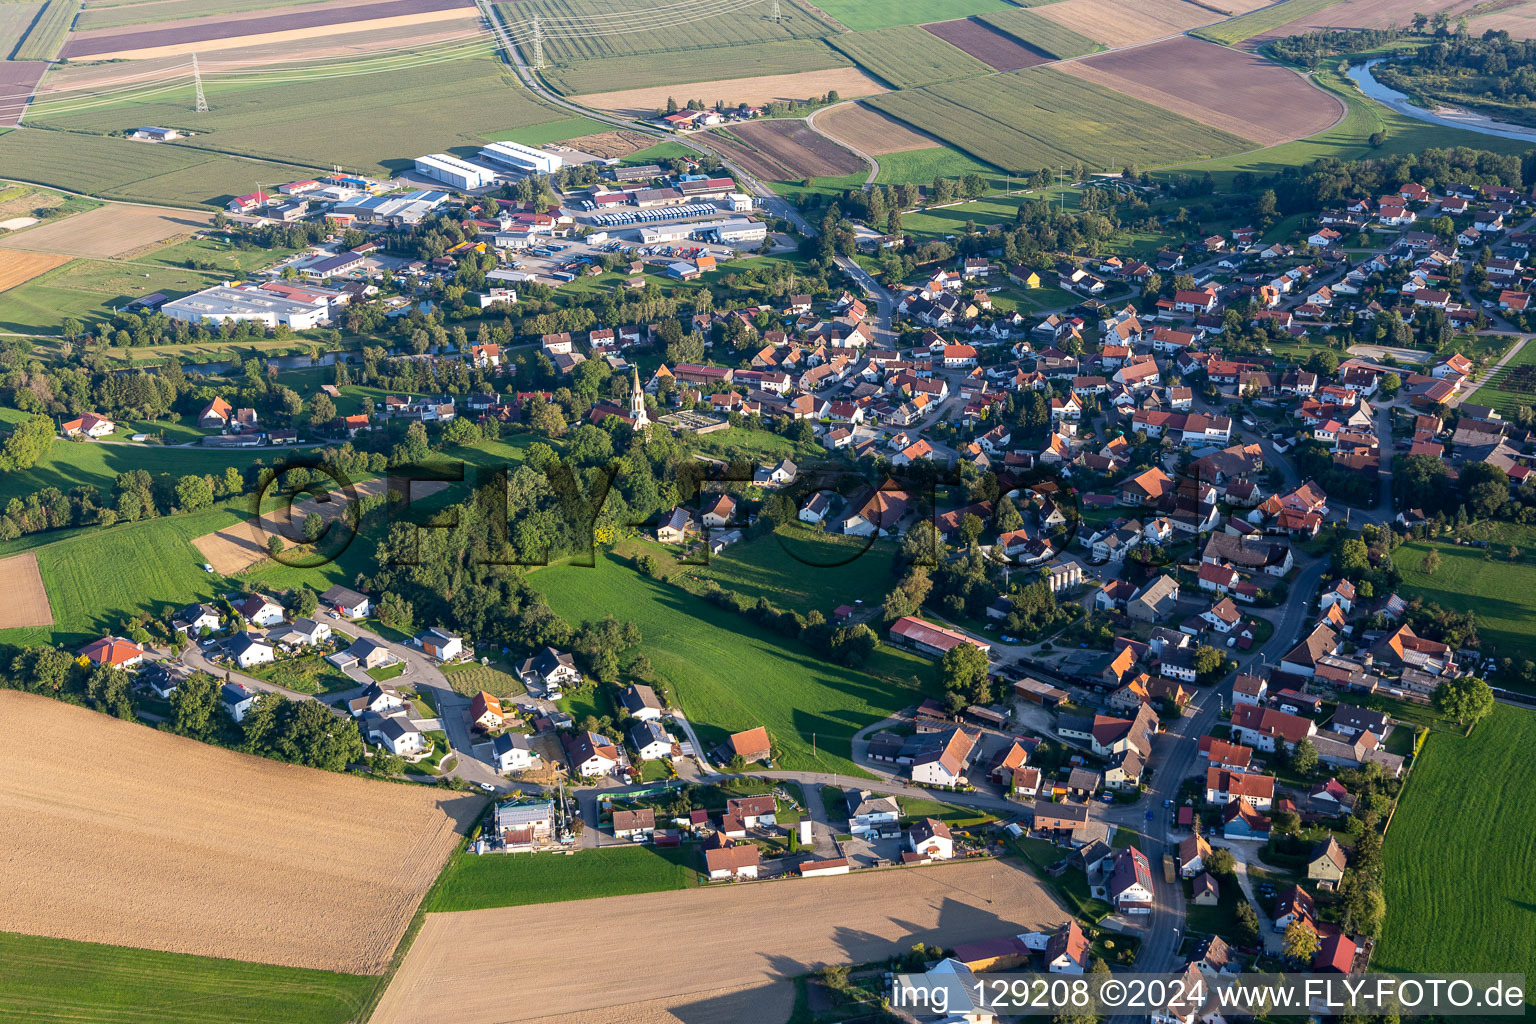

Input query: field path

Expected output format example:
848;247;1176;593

806;100;878;185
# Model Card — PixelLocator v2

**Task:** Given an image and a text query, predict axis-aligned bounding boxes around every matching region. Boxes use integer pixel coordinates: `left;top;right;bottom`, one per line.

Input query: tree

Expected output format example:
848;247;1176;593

940;642;991;707
1283;918;1320;962
275;699;364;771
302;512;324;543
1334;538;1370;578
1291;737;1319;775
1205;846;1236;876
1422;549;1441;575
268;535;285;556
1272;808;1302;835
175;474;214;512
994;496;1024;534
377;591;414;632
168;670;221;740
308;393;336;427
958;512;985;548
1234;900;1260;946
1433;675;1494;727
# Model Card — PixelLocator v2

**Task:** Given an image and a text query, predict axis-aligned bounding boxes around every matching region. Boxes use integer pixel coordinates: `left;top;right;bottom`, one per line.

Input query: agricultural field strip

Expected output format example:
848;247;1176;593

814;100;941;155
77;0;337;30
973;7;1101;59
11;0;78;61
827;24;994;89
0;552;53;629
572;67;884;118
921;17;1051;72
0;1;42;57
539;39;851;96
0;204;213;258
0;690;483;973
0;250;70;290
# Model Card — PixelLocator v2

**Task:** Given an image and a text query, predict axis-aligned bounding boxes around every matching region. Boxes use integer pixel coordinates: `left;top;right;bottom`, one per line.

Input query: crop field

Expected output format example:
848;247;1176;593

869;66;1250;173
1393;522;1536;661
540;38;847;95
1464;339;1536;419
0;1;42;56
813;0;1016;31
429;845;699;912
1248;0;1481;42
827;25;993;89
573;66;883;118
815;100;941;154
922;17;1051;71
1377;705;1536;987
59;0;470;59
0;551;52;629
874;141;999;182
498;0;832;64
0;931;378;1024
529;551;933;776
708;118;867;180
975;7;1102;59
377;859;1064;1024
1469;0;1536;40
11;0;78;60
1194;0;1341;43
77;0;336;29
0;202;211;258
1034;0;1216;47
0;690;483;972
1060;37;1342;146
0;255;225;333
0;248;68;291
0;60;46;125
30;55;563;180
0;128;326;207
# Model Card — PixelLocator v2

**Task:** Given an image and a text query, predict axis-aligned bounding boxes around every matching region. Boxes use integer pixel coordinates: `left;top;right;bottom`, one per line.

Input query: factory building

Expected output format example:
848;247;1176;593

414;153;497;190
478;140;563;175
161;284;333;330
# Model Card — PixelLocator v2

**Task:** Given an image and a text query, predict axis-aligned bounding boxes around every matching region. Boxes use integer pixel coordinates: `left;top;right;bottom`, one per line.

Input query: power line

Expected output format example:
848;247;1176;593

530;13;542;68
192;53;207;111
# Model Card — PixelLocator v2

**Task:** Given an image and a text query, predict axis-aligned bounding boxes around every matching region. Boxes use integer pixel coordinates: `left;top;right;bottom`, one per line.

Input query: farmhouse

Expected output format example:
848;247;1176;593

60;412;115;438
889;615;991;658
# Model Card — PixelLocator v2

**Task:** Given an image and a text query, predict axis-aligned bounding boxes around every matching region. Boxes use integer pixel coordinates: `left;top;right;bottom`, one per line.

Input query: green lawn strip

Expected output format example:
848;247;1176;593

873;143;1002;185
665;527;900;618
427;843;699;912
0;930;375;1024
530;551;937;776
896;796;996;827
486;116;610;147
1377;705;1536;986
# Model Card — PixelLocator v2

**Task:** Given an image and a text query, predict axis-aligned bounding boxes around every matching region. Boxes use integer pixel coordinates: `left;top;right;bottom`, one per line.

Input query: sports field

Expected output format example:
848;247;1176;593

375;859;1065;1024
868;66;1250;173
539;39;849;95
529;551;935;776
0;690;483;973
0;931;377;1024
827;24;993;89
429;844;699;912
813;0;1015;31
1377;705;1536;990
29;55;563;179
1393;521;1536;661
1463;338;1536;419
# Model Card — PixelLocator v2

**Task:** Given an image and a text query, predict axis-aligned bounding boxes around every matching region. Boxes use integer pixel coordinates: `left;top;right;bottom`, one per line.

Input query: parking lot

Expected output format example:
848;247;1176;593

497;233;740;286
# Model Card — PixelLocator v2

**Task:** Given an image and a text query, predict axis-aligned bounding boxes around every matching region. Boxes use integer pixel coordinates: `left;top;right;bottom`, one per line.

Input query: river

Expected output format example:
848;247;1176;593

1347;58;1536;142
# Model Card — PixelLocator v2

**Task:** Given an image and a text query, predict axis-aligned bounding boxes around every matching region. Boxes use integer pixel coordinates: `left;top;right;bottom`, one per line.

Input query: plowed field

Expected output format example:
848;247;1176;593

709;118;867;180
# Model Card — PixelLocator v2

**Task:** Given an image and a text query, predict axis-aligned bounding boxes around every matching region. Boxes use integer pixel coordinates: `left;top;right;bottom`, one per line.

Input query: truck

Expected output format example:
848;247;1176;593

1162;852;1177;883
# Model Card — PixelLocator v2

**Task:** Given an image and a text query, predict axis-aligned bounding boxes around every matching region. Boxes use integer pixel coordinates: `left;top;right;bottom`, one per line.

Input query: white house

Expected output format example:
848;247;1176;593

490;732;540;773
908;818;954;860
629;720;674;761
417;627;463;661
518;646;582;693
228;633;275;669
221;682;257;722
320;584;371;618
237;593;285;627
369;715;426;756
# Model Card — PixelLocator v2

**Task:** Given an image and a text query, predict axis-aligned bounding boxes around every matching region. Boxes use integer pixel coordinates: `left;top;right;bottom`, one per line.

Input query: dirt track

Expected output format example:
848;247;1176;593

370;858;1065;1024
816;101;940;155
1061;36;1342;146
0;204;211;259
0;691;483;973
0;552;53;628
575;67;884;118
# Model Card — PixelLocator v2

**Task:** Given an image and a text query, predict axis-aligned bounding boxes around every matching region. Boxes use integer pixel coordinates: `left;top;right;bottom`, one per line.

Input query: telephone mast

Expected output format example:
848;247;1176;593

193;54;208;112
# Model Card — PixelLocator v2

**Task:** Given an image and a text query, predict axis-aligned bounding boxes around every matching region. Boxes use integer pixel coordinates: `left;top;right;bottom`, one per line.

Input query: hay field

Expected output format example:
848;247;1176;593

371;859;1065;1024
711;119;868;179
975;7;1102;59
1060;37;1341;146
1248;0;1481;40
0;203;211;258
1034;0;1217;47
0;551;52;628
502;0;833;64
0;690;483;973
575;66;884;118
0;249;70;291
816;101;940;155
79;0;336;29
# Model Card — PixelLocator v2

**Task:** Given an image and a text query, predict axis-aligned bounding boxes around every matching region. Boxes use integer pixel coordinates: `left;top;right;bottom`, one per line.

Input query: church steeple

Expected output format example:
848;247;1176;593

629;366;649;428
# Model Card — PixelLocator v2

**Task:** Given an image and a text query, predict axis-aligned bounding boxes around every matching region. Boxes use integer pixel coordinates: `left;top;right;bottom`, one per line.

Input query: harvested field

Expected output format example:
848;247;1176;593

1248;0;1480;41
816;101;940;155
556;129;655;159
502;0;832;63
371;859;1064;1024
575;66;884;118
59;0;472;58
1061;37;1341;146
710;118;867;180
0;690;483;973
0;552;52;628
922;16;1050;71
1033;0;1217;47
0;249;69;291
78;0;335;30
0;60;46;126
0;203;211;258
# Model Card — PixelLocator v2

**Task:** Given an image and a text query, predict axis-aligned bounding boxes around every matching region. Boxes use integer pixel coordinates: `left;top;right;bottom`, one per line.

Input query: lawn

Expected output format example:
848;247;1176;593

896;796;996;827
1393;521;1536;662
827;26;993;90
1463;338;1536;419
426;844;699;912
868;66;1250;174
441;659;526;697
529;551;938;776
1376;705;1536;991
541;39;849;96
686;526;901;617
0;438;265;507
0;930;376;1024
874;144;1002;185
28;56;567;181
486;116;611;147
814;0;1015;31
